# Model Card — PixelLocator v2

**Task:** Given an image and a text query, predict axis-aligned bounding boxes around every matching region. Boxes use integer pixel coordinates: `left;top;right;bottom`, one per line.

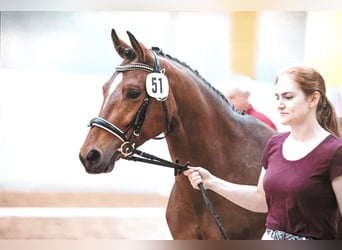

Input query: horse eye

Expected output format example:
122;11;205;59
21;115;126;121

126;90;141;99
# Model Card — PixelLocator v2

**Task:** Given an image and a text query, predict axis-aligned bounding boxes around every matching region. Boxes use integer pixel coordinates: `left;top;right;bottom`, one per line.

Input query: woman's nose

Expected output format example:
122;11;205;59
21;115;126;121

276;97;284;108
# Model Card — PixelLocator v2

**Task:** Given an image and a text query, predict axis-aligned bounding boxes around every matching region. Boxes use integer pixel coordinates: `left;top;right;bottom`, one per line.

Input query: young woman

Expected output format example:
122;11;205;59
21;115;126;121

184;66;342;240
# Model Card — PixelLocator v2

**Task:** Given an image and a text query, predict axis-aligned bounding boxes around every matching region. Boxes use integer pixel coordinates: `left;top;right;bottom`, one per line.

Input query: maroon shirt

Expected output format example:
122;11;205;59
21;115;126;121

262;132;342;239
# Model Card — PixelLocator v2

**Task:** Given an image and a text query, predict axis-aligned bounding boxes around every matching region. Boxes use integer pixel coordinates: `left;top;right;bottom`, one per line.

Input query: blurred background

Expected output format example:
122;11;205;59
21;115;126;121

0;11;341;239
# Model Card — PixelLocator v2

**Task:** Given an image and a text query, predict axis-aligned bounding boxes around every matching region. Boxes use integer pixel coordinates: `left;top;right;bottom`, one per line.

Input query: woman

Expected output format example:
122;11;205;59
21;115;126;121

184;66;342;240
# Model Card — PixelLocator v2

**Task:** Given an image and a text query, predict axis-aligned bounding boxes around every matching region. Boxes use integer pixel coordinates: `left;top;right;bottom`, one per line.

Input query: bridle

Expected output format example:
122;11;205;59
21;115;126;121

89;49;170;157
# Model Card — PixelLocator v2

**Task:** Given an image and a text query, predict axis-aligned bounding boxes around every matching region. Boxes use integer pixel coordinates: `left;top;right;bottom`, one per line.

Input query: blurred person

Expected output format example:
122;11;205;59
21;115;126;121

225;81;277;130
185;66;342;240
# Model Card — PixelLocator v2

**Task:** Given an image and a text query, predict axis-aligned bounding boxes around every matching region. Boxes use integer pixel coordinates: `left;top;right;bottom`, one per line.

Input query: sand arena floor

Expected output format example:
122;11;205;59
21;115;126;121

0;191;173;239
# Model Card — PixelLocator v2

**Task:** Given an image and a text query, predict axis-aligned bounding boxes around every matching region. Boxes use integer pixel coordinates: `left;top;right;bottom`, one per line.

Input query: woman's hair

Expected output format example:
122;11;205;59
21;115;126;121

275;66;341;138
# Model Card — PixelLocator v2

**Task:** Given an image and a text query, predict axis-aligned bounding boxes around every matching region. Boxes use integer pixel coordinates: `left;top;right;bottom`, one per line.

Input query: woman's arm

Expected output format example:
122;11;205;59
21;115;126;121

184;167;268;213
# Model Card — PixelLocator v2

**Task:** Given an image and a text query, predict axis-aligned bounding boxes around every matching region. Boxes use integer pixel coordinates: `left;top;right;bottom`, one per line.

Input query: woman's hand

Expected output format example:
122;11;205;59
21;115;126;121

184;166;268;213
183;167;212;190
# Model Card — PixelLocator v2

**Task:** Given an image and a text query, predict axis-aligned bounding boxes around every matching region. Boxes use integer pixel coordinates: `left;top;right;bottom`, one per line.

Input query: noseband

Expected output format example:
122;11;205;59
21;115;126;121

89;49;170;156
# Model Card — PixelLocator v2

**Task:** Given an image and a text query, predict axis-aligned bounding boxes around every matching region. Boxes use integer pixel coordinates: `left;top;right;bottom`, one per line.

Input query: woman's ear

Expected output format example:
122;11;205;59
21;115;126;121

309;91;321;108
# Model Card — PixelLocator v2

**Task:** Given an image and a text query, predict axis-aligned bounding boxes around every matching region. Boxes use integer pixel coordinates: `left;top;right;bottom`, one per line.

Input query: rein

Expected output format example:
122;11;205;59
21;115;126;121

88;49;229;240
123;148;230;240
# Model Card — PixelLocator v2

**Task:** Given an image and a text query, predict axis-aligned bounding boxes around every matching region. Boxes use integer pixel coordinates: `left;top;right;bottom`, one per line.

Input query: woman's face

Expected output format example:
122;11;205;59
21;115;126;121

275;74;311;126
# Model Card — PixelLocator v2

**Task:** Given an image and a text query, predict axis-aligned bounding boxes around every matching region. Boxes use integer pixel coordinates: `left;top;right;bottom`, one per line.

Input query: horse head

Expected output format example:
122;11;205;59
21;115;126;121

79;29;175;174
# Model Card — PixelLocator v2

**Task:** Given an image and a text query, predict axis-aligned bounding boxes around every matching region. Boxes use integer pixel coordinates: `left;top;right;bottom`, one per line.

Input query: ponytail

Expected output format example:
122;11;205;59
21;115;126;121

316;97;341;138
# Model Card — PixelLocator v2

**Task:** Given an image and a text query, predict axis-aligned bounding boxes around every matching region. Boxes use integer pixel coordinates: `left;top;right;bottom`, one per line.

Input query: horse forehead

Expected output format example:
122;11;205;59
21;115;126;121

104;71;148;104
107;73;123;95
125;70;148;83
103;73;123;106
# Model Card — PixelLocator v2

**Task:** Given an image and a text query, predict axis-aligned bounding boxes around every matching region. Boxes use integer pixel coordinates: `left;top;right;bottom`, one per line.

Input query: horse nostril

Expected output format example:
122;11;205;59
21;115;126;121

86;149;102;163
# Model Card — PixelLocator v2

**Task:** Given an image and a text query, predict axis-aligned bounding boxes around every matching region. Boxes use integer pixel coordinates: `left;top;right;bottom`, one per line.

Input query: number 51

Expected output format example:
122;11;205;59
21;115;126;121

151;77;163;94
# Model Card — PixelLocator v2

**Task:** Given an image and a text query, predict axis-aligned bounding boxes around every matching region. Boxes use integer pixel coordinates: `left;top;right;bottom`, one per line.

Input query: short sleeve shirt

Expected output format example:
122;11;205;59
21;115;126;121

262;132;342;239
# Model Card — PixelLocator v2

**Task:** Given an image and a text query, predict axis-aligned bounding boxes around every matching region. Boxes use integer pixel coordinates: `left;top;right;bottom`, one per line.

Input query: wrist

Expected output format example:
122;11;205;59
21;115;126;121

204;176;216;190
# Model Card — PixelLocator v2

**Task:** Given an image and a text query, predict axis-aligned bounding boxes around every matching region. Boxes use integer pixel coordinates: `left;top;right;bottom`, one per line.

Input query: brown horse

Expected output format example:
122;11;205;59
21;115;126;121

79;29;276;239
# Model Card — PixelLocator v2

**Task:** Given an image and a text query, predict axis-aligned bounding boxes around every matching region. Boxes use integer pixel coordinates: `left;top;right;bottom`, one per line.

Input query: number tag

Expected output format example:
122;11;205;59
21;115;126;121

146;73;169;101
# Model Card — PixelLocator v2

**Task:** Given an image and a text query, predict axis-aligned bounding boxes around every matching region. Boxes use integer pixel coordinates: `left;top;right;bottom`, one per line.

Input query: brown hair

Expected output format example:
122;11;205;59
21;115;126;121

276;66;341;138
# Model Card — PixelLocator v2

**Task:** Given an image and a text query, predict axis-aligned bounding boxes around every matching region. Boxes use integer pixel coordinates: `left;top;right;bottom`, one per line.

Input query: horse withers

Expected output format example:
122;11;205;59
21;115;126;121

79;29;276;239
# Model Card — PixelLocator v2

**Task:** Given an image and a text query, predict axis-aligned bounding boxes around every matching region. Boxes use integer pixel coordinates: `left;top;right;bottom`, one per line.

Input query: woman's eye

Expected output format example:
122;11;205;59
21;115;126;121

126;90;141;99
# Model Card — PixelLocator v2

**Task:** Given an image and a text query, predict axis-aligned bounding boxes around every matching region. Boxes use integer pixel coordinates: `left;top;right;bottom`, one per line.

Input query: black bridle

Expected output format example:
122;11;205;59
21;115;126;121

89;96;155;157
88;49;229;240
89;49;170;157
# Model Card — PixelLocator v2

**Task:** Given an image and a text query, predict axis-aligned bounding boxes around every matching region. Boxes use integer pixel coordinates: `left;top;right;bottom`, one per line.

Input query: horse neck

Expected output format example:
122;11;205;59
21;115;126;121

165;75;243;163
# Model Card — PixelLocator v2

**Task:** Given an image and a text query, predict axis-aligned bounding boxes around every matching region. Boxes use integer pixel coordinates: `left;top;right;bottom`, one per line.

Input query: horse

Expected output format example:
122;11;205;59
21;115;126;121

79;29;276;239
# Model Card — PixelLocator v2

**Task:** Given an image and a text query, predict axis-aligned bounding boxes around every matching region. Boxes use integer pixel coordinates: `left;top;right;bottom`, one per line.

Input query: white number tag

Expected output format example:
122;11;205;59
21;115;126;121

146;73;169;101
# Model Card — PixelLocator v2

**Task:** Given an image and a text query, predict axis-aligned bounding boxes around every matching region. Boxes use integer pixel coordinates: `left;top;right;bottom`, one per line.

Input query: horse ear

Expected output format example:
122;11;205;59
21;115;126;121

111;29;136;61
127;31;151;63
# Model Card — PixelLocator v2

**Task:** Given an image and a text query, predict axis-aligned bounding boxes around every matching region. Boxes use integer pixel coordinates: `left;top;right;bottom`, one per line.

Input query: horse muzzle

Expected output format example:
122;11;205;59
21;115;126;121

79;148;120;174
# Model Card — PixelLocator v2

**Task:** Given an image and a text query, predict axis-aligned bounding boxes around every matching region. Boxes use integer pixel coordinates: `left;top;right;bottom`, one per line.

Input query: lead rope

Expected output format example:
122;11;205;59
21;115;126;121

123;149;230;240
197;183;229;240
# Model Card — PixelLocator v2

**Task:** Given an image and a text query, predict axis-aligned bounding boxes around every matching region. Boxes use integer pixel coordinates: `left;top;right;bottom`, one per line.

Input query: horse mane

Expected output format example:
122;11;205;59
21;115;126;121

151;47;245;115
